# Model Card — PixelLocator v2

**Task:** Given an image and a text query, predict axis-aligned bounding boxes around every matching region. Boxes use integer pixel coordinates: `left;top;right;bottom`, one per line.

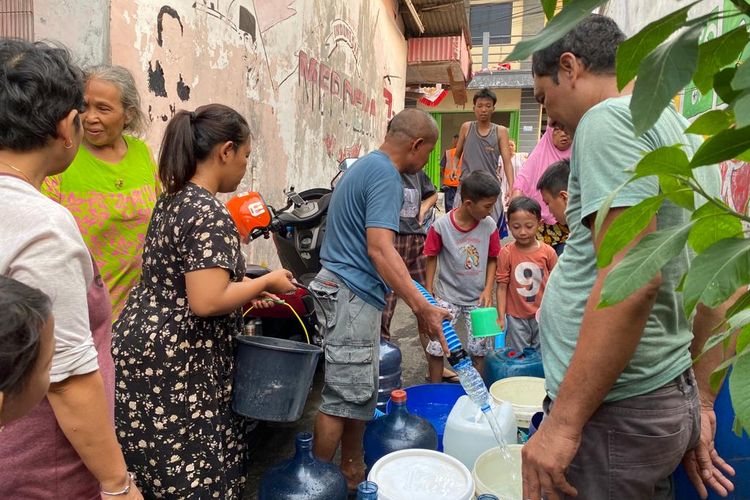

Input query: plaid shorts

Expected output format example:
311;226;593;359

425;297;493;357
380;233;427;340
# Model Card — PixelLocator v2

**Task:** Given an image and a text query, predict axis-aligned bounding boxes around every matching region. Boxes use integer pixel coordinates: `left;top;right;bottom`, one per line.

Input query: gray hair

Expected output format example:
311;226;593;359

85;65;147;136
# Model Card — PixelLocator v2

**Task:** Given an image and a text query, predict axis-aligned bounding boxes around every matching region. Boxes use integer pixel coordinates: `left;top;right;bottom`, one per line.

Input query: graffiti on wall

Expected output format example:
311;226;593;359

720;160;750;215
144;1;262;124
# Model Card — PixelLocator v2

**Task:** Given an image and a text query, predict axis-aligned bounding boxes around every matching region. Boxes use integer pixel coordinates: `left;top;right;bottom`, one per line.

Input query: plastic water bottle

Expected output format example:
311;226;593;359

356;480;378;499
477;494;499;500
453;359;491;411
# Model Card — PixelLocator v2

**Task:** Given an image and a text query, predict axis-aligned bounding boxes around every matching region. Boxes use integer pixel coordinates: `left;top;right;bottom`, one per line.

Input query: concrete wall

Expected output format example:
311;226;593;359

98;0;405;265
35;0;110;66
603;0;750;216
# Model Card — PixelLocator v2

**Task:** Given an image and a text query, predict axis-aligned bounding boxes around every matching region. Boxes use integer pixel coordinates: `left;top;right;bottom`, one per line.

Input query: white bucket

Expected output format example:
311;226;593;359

472;444;524;500
443;395;517;470
368;448;474;500
489;376;546;428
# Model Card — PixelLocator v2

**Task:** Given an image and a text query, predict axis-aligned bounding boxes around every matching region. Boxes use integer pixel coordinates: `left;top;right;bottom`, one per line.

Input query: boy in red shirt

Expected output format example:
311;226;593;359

496;196;557;350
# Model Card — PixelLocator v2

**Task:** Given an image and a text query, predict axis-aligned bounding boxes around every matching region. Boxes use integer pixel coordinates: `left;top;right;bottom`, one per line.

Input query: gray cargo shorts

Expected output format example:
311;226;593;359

543;369;701;499
309;268;381;421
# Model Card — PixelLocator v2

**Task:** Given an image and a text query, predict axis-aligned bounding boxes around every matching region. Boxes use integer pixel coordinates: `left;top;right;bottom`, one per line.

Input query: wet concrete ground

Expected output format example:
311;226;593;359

243;297;471;498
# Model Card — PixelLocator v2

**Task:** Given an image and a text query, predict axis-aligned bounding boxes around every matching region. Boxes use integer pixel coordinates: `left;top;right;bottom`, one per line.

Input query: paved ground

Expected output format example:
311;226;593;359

243;297;470;498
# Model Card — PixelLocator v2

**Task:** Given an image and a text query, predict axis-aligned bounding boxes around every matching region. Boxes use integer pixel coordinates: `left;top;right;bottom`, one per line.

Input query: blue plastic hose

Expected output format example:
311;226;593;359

413;280;470;369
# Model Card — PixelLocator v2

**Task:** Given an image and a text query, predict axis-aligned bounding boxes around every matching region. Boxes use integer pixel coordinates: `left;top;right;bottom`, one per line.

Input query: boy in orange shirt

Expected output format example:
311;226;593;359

495;196;557;350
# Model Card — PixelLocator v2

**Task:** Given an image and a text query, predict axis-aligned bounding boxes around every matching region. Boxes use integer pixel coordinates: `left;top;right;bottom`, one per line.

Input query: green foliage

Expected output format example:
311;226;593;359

682;238;750;315
506;0;608;61
632;28;701;135
690;125;750;167
693;26;749;93
615;2;700;90
730;354;750;433
541;0;557;21
685;109;735;135
599;222;694;307
688;202;745;253
597;196;665;268
519;0;750;435
732;91;750;128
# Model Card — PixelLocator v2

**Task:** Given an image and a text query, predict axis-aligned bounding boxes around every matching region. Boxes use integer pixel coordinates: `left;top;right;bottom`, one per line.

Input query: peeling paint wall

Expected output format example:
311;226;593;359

102;0;406;265
35;0;110;66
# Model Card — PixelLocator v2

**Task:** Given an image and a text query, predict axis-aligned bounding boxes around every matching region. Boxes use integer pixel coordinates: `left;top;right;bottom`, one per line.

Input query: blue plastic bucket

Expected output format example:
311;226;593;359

385;383;466;452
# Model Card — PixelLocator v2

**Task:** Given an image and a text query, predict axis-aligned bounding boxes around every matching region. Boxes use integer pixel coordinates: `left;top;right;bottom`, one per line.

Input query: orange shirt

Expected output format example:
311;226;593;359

443;148;462;187
496;241;557;319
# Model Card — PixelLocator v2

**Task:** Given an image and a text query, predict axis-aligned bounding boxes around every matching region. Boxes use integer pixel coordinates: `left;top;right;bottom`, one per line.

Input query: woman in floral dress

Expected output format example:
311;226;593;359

112;104;294;498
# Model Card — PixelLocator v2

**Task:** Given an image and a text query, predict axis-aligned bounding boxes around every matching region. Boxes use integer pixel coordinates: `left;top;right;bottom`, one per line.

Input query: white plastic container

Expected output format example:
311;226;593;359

367;448;474;500
443;395;517;470
473;444;524;500
489;376;546;428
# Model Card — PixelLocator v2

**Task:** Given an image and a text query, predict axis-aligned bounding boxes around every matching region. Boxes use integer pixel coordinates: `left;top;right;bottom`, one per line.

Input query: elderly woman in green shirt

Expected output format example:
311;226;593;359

44;65;160;320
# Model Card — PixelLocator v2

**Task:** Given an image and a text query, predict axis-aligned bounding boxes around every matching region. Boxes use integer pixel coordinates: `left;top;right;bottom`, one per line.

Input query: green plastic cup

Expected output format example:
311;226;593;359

470;307;501;338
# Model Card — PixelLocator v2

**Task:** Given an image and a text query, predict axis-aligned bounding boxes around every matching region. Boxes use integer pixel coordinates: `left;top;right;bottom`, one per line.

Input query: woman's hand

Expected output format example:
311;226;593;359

264;269;296;295
250;292;283;309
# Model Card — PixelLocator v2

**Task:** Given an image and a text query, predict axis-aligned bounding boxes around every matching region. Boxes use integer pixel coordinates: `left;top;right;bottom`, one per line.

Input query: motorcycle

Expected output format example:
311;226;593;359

227;159;355;345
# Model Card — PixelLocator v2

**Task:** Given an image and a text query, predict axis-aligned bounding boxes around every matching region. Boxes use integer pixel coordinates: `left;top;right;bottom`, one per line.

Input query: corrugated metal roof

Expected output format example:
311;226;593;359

400;0;470;38
468;70;534;89
0;0;34;39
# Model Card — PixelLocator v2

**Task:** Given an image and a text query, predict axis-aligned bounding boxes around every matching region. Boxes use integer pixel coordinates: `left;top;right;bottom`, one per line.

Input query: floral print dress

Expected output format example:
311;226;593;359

113;183;249;499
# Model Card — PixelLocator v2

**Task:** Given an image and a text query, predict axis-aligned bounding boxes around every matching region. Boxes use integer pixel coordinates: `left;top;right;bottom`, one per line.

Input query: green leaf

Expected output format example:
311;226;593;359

685;109;735;135
688;201;745;253
541;0;557;21
729;354;750;434
733;90;750;128
593;181;626;239
506;0;609;61
683;238;750;315
631;27;701;136
599;222;694;307
732;58;750;90
731;312;750;335
633;146;692;179
616;2;700;90
728;290;750;318
597;196;665;268
659;175;695;210
711;362;730;392
697;328;738;361
715;67;742;104
690;125;750;167
694;26;750;93
738;323;750;353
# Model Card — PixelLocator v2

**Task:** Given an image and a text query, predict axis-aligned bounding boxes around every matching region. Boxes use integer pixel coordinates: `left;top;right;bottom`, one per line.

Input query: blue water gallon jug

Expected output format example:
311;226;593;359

377;338;402;412
484;347;545;387
258;432;347;500
364;389;438;469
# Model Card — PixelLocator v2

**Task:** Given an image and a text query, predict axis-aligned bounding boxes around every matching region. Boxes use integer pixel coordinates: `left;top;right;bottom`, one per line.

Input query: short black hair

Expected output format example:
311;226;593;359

473;88;497;105
0;38;84;151
507;196;542;220
532;14;625;84
0;276;51;397
460;170;501;202
537;159;570;196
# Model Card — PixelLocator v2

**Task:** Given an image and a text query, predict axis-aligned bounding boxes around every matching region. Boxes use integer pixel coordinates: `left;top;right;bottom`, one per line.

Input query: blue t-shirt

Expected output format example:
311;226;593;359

321;150;402;309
